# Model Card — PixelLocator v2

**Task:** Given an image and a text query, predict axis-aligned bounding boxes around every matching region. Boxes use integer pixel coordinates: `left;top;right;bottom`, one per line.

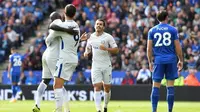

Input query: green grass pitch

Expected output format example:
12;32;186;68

0;100;200;112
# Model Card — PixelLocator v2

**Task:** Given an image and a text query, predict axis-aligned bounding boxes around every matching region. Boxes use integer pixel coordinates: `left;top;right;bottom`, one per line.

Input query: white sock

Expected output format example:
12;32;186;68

63;87;70;112
94;91;101;111
104;91;111;108
54;88;63;112
35;82;47;108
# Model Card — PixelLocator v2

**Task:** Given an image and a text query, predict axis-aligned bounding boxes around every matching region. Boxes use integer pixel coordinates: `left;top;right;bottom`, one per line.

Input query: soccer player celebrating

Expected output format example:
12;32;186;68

49;4;89;112
8;47;24;102
84;19;119;112
32;11;80;112
147;10;183;112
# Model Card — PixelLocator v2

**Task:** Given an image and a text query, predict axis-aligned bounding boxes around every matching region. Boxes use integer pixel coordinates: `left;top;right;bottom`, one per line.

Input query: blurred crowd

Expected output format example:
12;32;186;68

0;0;54;63
1;0;200;85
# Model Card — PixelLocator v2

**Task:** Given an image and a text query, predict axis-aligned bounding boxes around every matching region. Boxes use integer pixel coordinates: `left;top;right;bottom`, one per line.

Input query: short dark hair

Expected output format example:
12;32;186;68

156;10;168;22
10;47;16;51
65;4;76;18
97;19;106;27
49;12;61;21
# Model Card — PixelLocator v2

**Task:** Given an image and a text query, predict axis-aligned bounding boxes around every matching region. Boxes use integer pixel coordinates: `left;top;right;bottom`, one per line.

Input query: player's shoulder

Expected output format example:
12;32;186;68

51;19;62;25
169;25;178;32
103;32;113;38
9;54;13;59
90;32;96;37
148;26;156;33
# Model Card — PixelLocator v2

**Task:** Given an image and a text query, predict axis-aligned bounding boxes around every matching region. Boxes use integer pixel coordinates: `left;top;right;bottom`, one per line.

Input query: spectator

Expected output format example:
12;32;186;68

76;71;87;84
184;65;200;86
121;70;135;85
144;0;158;17
25;70;37;85
121;58;134;71
136;64;151;84
6;26;19;48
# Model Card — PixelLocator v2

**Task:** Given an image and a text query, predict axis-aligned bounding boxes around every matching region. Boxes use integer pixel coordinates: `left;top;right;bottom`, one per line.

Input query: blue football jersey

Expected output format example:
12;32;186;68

9;53;23;75
148;23;178;64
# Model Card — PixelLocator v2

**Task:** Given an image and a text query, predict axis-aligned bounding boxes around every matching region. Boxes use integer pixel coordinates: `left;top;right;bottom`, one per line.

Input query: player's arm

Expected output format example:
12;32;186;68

100;46;119;54
49;24;78;35
7;62;11;79
20;61;25;81
7;55;12;79
174;29;183;71
100;35;119;54
147;29;153;72
80;32;90;42
147;40;153;64
174;39;183;71
84;40;92;58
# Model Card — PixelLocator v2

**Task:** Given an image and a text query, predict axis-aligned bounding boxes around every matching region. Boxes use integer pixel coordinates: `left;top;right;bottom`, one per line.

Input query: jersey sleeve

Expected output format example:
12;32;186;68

148;29;153;40
108;35;118;48
173;28;179;40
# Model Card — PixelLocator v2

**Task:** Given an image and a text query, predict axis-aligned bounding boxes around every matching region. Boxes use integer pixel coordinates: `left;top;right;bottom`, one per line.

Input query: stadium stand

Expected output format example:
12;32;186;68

1;0;200;85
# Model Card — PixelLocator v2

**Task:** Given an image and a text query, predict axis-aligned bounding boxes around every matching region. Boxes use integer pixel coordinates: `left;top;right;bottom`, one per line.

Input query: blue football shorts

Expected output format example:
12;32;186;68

152;62;178;82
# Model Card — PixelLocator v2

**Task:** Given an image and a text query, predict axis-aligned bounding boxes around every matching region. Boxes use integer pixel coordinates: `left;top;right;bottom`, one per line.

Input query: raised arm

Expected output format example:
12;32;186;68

84;40;92;58
49;24;78;35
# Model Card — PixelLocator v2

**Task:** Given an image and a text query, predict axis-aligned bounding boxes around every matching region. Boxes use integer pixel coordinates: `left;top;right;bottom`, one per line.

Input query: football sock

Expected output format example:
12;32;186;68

151;87;159;112
94;91;101;111
167;87;174;112
11;85;17;99
104;91;111;108
54;88;63;112
16;85;21;92
63;87;70;112
35;82;47;108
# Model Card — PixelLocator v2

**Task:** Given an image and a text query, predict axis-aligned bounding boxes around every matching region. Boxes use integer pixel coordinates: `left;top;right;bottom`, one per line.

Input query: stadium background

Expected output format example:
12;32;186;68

0;0;200;112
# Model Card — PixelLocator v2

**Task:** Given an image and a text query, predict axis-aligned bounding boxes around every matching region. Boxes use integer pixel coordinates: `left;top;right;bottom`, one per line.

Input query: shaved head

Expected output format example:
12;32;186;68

49;12;61;21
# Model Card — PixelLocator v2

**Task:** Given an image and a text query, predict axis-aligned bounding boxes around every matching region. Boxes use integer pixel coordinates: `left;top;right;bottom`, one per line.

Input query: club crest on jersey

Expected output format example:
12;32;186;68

93;46;99;49
101;40;105;44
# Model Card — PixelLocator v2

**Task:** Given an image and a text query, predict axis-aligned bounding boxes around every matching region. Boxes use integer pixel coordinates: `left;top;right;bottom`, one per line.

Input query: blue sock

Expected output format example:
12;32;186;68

167;87;174;112
151;87;159;112
16;85;21;92
11;85;17;98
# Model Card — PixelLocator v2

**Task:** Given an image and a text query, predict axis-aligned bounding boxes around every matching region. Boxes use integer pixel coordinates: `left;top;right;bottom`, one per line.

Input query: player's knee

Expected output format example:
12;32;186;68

93;83;102;91
53;83;62;89
104;85;111;93
153;81;161;88
53;78;65;89
42;79;51;85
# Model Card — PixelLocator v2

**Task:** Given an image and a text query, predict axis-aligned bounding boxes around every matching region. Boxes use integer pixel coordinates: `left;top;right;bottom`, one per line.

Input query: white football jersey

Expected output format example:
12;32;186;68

43;19;62;60
86;32;117;68
49;19;80;63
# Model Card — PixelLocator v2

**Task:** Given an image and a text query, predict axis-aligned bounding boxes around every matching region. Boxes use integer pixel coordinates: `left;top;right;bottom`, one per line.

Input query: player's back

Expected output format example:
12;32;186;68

148;23;178;64
9;53;23;74
57;20;80;63
44;29;60;60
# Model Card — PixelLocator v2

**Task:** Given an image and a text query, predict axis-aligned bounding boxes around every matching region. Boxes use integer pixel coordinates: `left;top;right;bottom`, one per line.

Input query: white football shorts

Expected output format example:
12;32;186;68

54;58;77;81
91;66;112;84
